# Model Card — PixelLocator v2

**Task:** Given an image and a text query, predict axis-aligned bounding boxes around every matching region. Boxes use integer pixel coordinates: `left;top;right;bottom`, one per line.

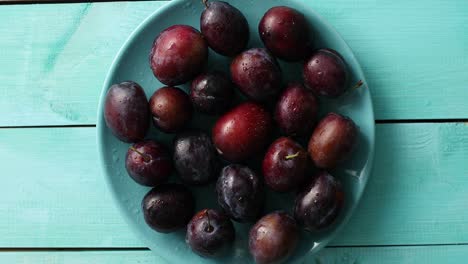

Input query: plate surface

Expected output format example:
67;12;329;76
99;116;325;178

97;0;375;263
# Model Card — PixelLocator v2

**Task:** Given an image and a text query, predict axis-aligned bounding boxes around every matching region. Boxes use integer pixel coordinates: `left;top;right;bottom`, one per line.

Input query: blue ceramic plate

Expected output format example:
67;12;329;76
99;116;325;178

97;0;374;263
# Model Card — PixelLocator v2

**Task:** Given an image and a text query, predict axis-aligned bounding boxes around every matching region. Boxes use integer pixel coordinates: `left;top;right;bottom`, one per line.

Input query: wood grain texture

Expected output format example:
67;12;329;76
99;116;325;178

0;0;467;126
0;2;163;126
1;123;467;247
1;245;468;264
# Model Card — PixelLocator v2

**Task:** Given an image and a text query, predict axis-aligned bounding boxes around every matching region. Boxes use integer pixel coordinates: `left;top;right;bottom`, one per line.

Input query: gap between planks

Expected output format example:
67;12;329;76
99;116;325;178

1;119;468;129
2;243;468;252
0;0;160;5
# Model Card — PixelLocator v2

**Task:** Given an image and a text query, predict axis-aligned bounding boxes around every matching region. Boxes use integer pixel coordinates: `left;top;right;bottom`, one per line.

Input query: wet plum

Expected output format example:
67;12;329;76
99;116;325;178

249;211;299;264
259;6;310;61
200;1;249;56
149;25;208;85
274;83;319;137
186;208;235;257
216;164;264;222
190;72;234;115
303;48;348;97
230;48;282;102
212;102;272;162
262;137;309;192
294;171;344;231
173;131;220;185
308;113;358;169
125;140;172;186
149;86;192;133
104;81;149;142
142;183;195;233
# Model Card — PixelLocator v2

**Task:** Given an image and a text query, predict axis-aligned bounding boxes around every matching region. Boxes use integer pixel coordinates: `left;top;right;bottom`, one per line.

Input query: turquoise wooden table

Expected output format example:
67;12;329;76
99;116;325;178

1;0;467;263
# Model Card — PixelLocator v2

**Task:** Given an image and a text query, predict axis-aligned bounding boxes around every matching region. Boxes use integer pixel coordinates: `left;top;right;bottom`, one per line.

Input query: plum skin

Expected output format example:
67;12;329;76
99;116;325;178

249;211;299;264
308;113;358;169
259;6;311;61
200;1;249;56
262;137;309;192
104;81;149;143
142;183;195;233
125;140;172;186
294;171;344;231
149;86;193;133
216;164;264;222
149;25;208;86
274;83;319;137
186;208;235;257
190;71;234;115
173;130;220;185
303;48;348;97
212;102;272;162
230;48;282;102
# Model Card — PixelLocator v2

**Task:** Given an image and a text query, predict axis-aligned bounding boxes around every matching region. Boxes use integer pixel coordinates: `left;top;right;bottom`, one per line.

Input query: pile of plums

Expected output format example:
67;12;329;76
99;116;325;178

104;1;360;263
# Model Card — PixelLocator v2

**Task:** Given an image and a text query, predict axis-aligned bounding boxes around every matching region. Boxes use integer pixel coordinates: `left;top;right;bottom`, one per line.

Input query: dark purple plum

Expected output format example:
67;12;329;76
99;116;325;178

142;183;195;233
104;81;149;142
308;113;358;169
212;102;272;162
303;48;348;97
149;25;208;85
200;1;249;56
230;48;282;102
259;6;311;61
190;72;235;115
173;131;220;185
249;211;299;264
216;164;264;222
262;137;309;192
149;87;192;133
125;140;172;186
186;209;235;257
294;171;344;231
274;83;319;137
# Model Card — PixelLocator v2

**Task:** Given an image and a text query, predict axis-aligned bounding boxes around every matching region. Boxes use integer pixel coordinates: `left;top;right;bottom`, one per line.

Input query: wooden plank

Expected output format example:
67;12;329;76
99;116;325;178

336;122;468;245
0;2;163;126
1;0;468;126
0;251;166;264
1;123;468;247
1;245;468;264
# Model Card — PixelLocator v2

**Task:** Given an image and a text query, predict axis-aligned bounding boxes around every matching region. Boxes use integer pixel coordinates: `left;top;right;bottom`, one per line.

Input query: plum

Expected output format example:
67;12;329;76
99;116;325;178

173;131;220;185
186;208;235;257
149;86;192;133
262;137;309;192
308;113;358;169
230;48;282;102
249;211;299;264
200;0;249;56
259;6;311;61
125;140;172;186
212;102;272;162
294;171;344;231
274;83;319;137
190;71;234;115
303;48;348;97
216;164;264;222
104;81;149;142
149;25;208;85
142;183;195;233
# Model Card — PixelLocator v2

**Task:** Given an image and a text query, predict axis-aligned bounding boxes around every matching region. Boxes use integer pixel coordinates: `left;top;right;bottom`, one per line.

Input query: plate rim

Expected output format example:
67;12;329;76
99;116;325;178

96;0;375;262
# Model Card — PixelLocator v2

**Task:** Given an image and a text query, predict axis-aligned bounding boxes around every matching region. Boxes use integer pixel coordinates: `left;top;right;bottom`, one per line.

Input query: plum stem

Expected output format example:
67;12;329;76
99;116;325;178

352;80;364;89
129;146;151;162
204;210;214;232
285;152;300;160
202;0;209;8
